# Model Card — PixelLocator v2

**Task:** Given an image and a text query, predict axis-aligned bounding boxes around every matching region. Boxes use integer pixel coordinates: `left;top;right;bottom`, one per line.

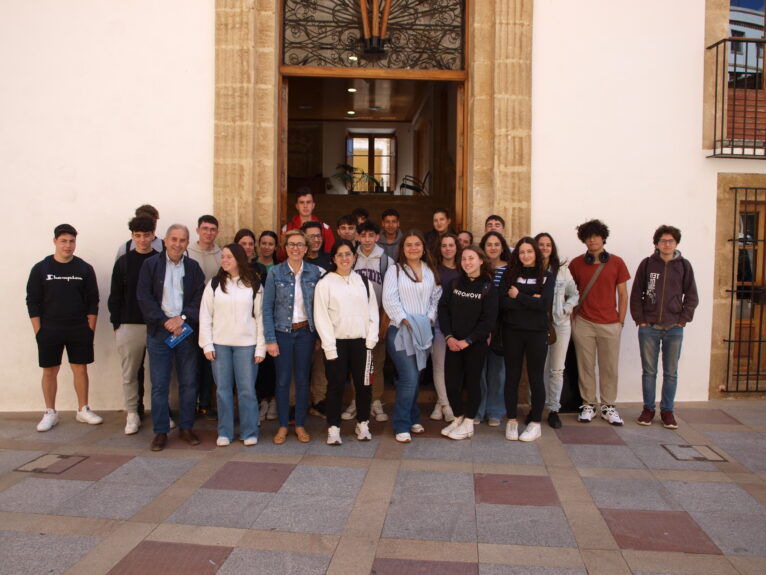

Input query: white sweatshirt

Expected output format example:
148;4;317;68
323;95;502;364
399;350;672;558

313;271;379;360
198;276;267;359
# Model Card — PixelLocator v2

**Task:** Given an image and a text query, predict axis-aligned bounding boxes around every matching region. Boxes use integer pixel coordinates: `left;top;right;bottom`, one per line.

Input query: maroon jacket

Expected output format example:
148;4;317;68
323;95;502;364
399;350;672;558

629;251;698;326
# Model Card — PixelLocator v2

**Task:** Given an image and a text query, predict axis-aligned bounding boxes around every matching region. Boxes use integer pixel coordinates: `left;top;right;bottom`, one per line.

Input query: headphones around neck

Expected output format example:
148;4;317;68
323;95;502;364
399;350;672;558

584;250;610;264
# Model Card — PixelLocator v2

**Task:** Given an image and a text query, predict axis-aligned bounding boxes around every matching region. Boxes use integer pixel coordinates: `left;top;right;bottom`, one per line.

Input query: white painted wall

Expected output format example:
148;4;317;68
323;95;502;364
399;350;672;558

532;0;766;404
0;1;215;411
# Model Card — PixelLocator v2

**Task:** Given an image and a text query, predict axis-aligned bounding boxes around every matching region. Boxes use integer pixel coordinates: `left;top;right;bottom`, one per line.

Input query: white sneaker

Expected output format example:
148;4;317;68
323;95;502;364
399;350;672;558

578;404;596;423
371;400;388;422
169;417;177;430
327;425;342;445
442;405;455;422
124;412;140;435
600;404;624;426
519;422;542;442
441;416;463;437
447;417;474;440
355;420;372;441
37;409;59;432
395;432;412;443
259;400;268;423
474;417;481;425
243;437;258;446
487;417;501;427
341;401;357;421
216;436;231;447
76;406;103;425
266;398;277;420
429;403;443;420
410;424;425;434
505;420;519;441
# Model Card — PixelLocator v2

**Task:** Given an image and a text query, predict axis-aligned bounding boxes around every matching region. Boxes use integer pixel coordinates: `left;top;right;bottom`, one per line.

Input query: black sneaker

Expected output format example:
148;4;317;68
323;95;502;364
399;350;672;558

547;411;562;429
309;401;326;419
198;407;218;421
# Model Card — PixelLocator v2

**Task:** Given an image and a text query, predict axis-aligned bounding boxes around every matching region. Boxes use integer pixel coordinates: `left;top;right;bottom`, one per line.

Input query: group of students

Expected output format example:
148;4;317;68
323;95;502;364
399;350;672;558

26;195;699;451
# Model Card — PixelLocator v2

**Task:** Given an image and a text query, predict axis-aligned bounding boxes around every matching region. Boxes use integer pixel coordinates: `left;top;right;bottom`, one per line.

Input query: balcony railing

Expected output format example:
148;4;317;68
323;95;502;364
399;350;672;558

708;37;766;158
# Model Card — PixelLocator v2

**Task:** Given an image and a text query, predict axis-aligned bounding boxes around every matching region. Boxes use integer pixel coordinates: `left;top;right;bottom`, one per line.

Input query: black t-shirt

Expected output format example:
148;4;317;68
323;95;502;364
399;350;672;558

27;256;99;326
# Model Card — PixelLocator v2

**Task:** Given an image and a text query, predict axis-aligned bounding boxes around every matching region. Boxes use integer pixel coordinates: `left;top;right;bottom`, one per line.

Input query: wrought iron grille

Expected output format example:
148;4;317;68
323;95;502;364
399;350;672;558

707;38;766;158
725;187;766;391
282;0;464;70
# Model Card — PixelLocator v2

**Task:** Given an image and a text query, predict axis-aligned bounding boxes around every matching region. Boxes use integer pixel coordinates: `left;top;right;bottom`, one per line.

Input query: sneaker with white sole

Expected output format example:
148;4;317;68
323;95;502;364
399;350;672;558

259;400;268;423
487;417;501;427
395;432;412;443
600;404;624;426
447;417;474;440
519;422;542;442
355;420;372;441
442;405;455;422
341;401;356;421
243;436;258;446
266;398;277;420
327;425;342;445
410;423;425;434
124;412;140;435
441;416;463;437
216;436;231;447
578;404;596;423
37;409;59;432
429;403;443;420
371;400;388;422
169;417;177;430
76;406;103;425
505;420;519;441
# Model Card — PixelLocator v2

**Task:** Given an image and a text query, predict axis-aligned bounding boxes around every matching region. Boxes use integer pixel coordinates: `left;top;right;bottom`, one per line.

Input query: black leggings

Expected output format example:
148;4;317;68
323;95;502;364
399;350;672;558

503;327;547;422
324;339;371;427
445;340;488;419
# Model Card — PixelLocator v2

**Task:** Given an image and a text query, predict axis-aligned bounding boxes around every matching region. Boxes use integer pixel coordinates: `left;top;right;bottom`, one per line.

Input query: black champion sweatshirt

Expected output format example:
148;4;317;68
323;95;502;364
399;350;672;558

26;256;99;325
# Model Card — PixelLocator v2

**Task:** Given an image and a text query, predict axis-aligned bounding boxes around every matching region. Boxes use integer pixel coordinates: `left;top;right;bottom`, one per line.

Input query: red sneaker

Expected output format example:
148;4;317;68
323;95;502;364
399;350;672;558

660;411;678;429
637;408;655;426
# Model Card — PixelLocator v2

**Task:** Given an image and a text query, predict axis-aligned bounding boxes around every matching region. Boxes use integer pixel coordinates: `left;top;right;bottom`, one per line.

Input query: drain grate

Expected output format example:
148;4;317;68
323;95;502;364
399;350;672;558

15;454;88;474
661;444;727;462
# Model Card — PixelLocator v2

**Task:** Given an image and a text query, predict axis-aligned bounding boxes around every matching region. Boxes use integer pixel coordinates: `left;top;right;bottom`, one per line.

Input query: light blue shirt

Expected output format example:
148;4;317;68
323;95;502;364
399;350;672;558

161;255;185;318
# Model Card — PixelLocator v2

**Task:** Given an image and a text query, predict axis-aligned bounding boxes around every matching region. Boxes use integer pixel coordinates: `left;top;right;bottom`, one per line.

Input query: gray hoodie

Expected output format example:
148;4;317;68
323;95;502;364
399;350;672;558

377;229;403;261
187;242;222;281
354;244;394;305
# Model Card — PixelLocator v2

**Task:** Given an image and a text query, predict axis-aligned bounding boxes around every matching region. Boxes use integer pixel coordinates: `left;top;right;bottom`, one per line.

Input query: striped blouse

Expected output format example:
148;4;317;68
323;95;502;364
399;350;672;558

382;263;442;327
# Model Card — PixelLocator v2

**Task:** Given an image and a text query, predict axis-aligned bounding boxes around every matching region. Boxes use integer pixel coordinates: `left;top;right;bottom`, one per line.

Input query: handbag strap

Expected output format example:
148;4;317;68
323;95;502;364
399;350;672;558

578;262;605;307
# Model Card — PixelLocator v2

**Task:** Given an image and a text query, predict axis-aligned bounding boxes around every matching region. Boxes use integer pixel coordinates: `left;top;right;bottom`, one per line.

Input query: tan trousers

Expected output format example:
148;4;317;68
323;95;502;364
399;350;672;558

115;324;149;413
571;317;622;406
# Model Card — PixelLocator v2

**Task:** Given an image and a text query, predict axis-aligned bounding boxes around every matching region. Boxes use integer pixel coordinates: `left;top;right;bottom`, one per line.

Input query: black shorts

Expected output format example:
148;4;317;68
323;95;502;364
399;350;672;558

36;323;94;368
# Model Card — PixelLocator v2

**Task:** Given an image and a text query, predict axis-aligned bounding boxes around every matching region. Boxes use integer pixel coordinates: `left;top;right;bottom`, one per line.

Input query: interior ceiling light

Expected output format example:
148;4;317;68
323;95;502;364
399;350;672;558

347;110;356;115
347;88;358;93
369;105;381;111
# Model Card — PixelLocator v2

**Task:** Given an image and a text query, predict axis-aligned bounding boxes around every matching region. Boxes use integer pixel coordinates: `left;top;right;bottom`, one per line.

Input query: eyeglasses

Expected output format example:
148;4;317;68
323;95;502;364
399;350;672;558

305;233;322;239
286;242;306;249
658;239;676;245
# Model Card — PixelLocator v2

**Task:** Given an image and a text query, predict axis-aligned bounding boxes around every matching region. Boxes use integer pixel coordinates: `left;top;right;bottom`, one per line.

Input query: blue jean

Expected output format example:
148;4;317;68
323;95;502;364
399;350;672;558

477;351;506;420
211;344;259;441
639;325;683;412
274;327;315;427
146;331;199;433
387;325;423;434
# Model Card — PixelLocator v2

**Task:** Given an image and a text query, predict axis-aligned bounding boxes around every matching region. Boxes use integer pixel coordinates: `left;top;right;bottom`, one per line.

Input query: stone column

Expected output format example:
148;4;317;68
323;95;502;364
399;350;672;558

467;0;533;241
214;0;277;242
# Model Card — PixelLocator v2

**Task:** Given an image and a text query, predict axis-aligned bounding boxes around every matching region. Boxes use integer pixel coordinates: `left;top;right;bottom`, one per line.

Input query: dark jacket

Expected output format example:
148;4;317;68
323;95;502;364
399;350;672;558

498;267;554;331
108;249;157;329
630;251;698;326
136;253;205;336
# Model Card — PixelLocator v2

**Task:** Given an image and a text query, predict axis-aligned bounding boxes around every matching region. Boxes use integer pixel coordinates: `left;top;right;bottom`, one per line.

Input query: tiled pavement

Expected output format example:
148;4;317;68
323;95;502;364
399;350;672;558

0;400;765;574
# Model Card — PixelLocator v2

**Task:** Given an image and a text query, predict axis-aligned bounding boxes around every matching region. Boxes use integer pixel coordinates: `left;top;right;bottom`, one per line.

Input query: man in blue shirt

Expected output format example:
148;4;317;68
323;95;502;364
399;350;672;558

137;224;205;451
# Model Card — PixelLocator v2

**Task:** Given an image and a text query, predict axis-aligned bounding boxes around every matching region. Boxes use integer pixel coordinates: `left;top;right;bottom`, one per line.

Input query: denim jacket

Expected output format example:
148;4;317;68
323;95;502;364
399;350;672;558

262;260;322;343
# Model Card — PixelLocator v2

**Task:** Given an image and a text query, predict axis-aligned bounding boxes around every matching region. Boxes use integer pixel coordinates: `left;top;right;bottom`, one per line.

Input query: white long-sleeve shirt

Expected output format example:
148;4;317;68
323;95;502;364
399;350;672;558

198;276;266;359
313;271;379;360
382;264;441;327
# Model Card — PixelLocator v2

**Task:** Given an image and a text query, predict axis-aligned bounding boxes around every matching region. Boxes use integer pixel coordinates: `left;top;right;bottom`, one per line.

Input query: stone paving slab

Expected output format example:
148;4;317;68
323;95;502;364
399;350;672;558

165;488;274;529
0;529;102;575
